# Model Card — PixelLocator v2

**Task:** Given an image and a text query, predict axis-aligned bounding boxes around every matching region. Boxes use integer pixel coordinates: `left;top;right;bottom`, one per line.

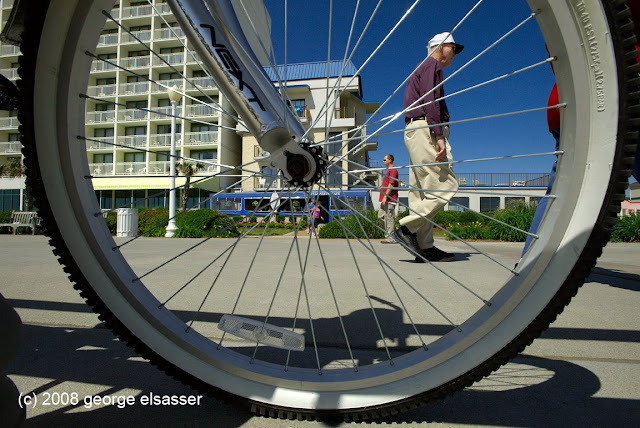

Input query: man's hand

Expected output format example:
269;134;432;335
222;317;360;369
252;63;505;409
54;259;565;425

435;135;446;162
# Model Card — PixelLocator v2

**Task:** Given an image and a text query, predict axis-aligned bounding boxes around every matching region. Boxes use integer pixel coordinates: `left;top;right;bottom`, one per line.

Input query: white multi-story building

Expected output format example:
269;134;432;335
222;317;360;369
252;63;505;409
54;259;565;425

0;0;380;213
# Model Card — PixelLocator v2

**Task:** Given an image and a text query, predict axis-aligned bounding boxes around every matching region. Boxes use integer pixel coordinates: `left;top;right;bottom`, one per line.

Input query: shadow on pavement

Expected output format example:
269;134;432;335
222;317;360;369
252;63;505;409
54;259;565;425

7;318;640;426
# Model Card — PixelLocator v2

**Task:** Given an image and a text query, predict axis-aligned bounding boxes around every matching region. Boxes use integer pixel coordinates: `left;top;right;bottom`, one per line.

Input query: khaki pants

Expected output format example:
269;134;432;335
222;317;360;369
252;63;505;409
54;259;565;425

399;121;458;249
378;202;396;241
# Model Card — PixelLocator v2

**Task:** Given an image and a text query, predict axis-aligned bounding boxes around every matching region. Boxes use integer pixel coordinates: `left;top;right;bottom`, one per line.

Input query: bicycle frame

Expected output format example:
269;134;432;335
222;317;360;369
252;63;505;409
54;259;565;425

167;0;319;184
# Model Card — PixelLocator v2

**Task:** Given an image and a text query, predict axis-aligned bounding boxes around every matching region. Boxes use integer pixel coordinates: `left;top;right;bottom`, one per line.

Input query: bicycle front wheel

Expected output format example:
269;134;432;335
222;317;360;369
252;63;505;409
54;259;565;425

17;0;638;420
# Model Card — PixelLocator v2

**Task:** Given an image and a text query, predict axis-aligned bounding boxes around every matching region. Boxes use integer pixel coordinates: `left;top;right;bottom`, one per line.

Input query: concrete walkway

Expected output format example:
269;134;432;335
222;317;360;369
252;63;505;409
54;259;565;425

1;235;638;427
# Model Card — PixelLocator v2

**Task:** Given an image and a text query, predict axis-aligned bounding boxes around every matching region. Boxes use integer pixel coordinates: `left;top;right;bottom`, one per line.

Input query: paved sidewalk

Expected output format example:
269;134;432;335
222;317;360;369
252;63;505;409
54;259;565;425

1;236;639;427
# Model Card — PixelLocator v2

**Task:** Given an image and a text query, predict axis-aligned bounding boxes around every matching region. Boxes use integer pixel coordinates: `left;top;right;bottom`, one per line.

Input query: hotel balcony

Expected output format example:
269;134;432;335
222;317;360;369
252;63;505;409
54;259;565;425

119;81;150;95
117;135;147;149
118;108;149;122
97;33;119;48
121;30;151;45
120;55;151;69
0;68;18;81
184;131;218;146
150;106;181;120
90;163;115;176
149;134;175;147
149;161;170;174
86;110;116;124
86;84;117;98
188;77;217;91
117;162;147;175
185;104;218;118
153;52;184;67
0;44;19;56
0;141;21;155
152;79;184;93
154;28;185;41
91;60;118;73
86;137;114;151
120;5;153;19
0;117;19;130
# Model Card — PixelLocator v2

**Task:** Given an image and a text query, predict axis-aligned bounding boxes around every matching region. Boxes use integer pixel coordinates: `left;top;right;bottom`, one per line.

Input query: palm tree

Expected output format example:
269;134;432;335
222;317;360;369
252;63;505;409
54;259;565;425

175;161;204;211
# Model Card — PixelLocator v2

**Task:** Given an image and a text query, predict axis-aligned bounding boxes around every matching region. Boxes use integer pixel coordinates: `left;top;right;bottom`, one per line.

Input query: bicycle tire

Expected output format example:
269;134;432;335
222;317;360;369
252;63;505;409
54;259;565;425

16;0;639;420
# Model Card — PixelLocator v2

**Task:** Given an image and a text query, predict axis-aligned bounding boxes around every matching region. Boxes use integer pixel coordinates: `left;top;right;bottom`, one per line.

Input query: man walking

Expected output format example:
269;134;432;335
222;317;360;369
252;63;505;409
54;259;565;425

379;154;399;243
394;32;462;262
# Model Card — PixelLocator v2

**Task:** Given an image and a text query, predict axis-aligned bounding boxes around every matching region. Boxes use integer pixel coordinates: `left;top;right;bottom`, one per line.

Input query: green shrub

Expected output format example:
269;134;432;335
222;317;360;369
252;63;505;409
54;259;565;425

232;215;243;222
447;221;492;240
319;209;385;239
610;214;640;242
299;215;307;229
105;211;117;235
175;209;239;238
276;214;286;223
138;209;170;237
433;210;461;227
488;203;535;242
0;210;11;224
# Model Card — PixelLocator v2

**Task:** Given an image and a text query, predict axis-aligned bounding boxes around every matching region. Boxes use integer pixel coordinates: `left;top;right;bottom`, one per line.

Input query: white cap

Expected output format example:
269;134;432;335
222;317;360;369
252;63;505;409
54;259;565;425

428;32;464;54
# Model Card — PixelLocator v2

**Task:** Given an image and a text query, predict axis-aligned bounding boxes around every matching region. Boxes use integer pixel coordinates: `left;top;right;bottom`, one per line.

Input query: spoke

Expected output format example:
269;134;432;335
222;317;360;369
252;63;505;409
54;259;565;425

334;186;428;350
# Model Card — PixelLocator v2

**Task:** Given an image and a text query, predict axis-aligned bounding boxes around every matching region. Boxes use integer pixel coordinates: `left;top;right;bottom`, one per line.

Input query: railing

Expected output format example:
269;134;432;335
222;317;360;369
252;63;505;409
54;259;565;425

153;53;184;66
119;81;150;95
185;104;217;117
149;161;170;174
117;162;147;175
117;135;147;149
118;109;149;122
97;33;119;47
109;8;119;20
1;0;14;9
156;3;172;14
457;172;550;187
149;134;174;147
120;55;151;69
334;106;356;119
152;79;184;93
187;77;217;91
0;141;21;154
184;131;218;145
0;45;19;56
86;137;114;150
0;68;18;81
86;110;115;124
0;117;19;129
89;163;114;176
151;106;181;120
120;5;153;19
254;176;283;189
121;30;151;44
154;28;185;41
91;60;118;73
86;84;117;97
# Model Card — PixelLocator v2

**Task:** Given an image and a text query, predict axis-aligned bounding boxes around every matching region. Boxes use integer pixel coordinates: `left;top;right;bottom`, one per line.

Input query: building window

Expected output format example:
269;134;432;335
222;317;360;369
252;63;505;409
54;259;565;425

147;189;167;209
505;197;525;209
124;152;145;163
0;189;21;211
126;99;147;109
325;132;342;157
93;153;113;163
125;126;146;136
480;197;500;212
115;190;145;209
156;124;181;134
448;196;469;212
96;77;116;86
94;128;114;138
95;190;113;209
156;151;170;161
290;99;306;117
97;52;116;60
129;25;151;32
159;72;181;81
190;149;216;160
190;123;217;132
94;103;115;112
160;46;184;54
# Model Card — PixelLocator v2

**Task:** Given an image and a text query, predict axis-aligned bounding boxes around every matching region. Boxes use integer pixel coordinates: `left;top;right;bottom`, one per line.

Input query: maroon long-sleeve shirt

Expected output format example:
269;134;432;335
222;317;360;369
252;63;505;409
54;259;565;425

403;57;449;136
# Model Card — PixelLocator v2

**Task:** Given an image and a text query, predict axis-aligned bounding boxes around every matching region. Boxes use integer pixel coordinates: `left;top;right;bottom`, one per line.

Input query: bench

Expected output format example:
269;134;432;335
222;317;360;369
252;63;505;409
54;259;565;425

0;211;40;235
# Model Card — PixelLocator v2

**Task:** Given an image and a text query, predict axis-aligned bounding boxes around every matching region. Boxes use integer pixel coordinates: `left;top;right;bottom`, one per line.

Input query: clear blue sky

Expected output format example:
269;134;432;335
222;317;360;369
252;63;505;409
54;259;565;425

263;0;557;176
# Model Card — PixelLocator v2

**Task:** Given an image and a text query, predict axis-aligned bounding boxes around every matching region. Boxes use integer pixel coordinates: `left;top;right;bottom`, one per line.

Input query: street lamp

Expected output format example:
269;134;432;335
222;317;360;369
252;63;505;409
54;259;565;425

165;85;181;237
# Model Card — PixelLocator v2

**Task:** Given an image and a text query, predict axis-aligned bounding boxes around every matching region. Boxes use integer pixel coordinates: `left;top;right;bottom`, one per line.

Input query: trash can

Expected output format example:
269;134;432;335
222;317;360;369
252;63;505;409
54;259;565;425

116;208;138;237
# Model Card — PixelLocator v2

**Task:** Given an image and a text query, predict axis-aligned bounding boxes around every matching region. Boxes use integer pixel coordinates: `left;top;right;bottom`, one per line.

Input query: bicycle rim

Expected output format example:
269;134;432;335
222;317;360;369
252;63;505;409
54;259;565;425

17;0;638;419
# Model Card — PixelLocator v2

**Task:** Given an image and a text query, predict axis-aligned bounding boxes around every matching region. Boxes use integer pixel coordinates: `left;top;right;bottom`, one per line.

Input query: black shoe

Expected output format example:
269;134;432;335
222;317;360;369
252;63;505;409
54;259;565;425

422;246;455;262
393;226;421;256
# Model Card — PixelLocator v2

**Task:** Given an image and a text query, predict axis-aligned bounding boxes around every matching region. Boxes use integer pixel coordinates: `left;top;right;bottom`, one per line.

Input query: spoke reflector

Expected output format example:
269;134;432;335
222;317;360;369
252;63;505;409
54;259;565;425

218;315;305;351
